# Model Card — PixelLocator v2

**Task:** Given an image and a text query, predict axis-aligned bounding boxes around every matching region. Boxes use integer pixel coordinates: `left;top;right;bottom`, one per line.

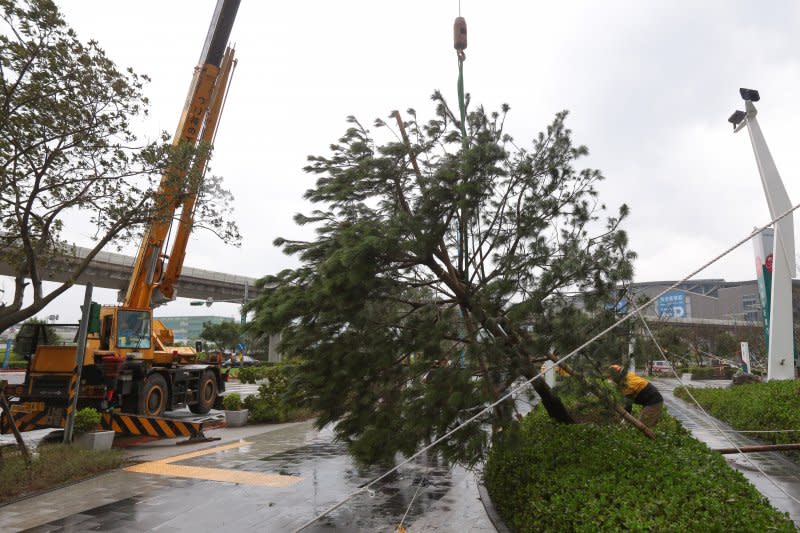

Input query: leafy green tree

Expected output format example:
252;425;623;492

0;0;238;335
654;326;689;362
248;93;635;464
713;332;738;360
200;320;240;353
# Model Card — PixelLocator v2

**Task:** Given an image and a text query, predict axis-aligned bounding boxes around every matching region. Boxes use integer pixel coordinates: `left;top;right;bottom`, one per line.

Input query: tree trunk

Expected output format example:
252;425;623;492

530;376;575;424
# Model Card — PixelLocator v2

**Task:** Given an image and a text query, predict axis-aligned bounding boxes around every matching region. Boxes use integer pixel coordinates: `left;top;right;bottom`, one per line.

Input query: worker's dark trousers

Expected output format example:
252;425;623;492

634;383;663;428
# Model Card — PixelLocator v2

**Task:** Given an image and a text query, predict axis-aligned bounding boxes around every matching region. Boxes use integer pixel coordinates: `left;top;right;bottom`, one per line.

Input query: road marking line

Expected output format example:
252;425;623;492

123;440;302;487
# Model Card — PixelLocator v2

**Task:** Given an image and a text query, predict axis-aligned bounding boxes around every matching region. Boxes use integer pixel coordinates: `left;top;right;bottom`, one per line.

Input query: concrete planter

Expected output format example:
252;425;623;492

75;430;115;451
225;409;249;427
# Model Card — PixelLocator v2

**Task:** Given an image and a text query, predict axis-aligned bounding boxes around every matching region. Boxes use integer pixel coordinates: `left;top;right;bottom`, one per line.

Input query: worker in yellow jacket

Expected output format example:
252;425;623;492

608;364;663;428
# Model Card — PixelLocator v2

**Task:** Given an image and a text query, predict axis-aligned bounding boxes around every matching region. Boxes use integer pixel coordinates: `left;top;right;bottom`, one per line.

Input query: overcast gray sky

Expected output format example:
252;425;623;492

5;0;800;323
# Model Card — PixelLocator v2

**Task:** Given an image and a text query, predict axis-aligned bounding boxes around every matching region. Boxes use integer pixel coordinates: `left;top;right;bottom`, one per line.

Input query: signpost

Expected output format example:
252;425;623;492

740;342;751;374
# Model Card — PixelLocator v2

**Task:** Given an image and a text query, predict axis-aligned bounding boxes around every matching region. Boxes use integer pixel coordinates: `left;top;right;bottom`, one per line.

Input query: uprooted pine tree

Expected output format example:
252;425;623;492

247;91;641;465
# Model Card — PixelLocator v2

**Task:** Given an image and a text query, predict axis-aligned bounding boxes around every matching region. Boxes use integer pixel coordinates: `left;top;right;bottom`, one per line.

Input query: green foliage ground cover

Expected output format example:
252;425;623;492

675;380;800;446
0;444;124;503
485;410;794;532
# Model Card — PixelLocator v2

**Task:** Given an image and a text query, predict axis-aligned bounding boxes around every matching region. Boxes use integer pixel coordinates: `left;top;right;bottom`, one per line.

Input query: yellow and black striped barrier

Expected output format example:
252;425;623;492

4;405;65;432
65;364;79;422
101;412;205;440
2;403;214;443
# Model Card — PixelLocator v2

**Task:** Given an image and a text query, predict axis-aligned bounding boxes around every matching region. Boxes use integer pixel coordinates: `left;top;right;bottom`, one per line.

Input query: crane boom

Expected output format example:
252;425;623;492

124;0;240;309
1;0;245;436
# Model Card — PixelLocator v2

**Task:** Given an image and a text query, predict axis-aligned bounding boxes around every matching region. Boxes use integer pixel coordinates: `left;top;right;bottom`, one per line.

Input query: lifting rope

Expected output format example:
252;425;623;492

454;16;468;145
394;471;430;533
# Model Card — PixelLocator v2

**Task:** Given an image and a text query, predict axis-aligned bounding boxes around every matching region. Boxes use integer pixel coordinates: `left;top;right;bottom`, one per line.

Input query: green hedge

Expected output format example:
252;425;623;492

485;411;794;532
237;364;276;384
687;366;737;380
674;381;800;446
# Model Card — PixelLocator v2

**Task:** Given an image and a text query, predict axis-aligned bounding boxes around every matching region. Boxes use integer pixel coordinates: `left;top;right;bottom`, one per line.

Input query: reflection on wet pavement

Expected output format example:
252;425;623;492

254;434;455;531
4;422;492;532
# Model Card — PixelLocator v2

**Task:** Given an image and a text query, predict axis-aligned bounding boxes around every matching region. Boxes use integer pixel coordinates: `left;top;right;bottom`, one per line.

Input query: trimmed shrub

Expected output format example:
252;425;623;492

73;408;101;433
222;392;243;411
242;362;310;423
238;365;267;384
675;381;800;446
688;366;737;380
485;410;794;532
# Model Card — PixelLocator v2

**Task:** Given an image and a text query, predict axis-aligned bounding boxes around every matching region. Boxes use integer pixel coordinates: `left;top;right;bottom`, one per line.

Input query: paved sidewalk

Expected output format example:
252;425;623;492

656;378;800;526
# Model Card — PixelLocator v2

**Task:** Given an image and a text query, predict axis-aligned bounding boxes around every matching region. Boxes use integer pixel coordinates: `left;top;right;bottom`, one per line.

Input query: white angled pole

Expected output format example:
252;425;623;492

731;90;796;380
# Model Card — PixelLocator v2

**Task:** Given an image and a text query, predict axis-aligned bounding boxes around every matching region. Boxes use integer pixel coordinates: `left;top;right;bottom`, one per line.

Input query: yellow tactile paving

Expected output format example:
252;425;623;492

125;462;301;487
123;440;302;487
156;440;251;464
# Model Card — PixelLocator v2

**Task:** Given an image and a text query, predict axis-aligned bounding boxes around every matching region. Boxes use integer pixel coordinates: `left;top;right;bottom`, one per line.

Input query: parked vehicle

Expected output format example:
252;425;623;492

223;355;261;368
648;360;674;374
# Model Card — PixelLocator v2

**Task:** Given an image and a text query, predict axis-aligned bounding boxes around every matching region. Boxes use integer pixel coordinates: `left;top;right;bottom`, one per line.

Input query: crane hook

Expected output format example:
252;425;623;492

454;16;467;60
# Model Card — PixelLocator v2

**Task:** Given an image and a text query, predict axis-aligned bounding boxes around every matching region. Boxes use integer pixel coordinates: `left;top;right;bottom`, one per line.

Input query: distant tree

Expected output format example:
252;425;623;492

0;0;239;334
653;326;690;362
713;332;738;360
200;320;240;353
248;92;635;464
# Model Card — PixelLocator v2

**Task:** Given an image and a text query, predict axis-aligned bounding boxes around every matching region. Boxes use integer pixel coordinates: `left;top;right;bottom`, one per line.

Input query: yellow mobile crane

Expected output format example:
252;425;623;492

3;0;241;437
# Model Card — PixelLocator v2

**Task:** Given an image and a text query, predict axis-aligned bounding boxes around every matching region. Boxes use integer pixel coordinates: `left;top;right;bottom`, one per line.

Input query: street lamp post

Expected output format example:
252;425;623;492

728;88;796;380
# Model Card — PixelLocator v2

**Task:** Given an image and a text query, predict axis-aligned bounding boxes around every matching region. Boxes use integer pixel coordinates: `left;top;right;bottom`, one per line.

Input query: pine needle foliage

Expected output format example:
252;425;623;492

248;92;635;465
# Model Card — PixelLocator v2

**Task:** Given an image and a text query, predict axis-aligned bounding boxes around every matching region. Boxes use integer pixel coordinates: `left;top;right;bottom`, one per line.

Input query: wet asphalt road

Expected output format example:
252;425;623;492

1;421;494;532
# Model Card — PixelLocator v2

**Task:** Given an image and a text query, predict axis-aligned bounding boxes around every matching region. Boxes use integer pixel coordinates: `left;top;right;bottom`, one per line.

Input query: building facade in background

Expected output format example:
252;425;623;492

623;278;800;326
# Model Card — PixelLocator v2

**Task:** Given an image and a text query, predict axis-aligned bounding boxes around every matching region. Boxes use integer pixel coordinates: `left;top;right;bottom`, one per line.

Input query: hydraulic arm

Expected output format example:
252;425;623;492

124;0;240;309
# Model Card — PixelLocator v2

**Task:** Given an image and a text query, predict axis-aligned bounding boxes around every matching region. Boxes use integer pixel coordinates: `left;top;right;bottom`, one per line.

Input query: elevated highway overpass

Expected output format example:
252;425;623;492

0;244;260;304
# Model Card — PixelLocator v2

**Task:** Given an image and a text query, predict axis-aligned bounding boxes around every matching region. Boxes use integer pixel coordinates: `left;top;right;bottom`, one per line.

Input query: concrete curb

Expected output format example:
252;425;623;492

476;478;513;533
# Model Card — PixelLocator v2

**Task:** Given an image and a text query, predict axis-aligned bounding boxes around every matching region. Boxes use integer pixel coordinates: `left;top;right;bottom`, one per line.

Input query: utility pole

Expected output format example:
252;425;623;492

237;282;248;364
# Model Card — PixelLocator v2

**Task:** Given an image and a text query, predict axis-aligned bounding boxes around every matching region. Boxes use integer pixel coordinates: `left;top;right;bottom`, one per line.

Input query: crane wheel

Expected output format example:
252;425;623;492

189;370;217;415
139;373;168;417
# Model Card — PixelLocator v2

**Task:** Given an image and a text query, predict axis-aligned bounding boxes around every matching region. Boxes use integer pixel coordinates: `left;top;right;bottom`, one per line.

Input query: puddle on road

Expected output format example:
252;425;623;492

257;433;456;531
